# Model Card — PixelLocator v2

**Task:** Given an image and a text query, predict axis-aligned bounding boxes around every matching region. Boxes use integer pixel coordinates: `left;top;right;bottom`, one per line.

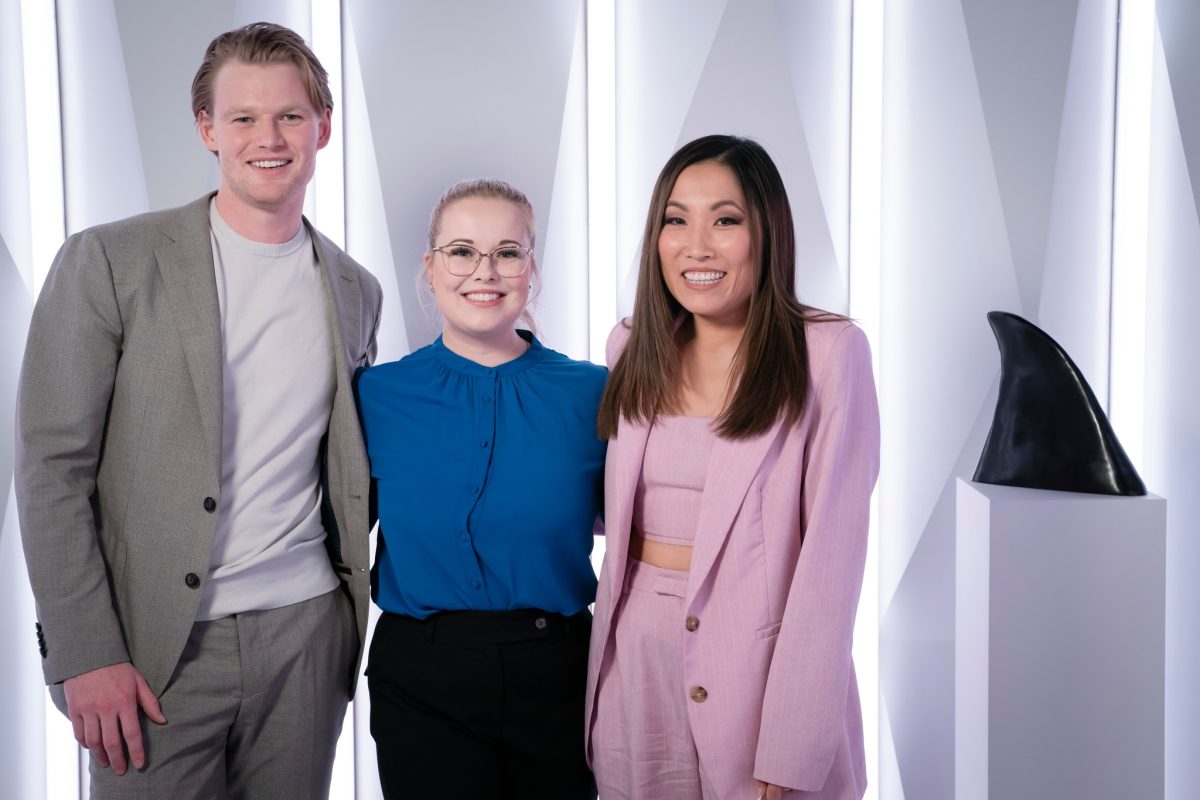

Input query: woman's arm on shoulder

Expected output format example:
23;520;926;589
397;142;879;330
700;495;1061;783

605;317;633;369
754;323;880;791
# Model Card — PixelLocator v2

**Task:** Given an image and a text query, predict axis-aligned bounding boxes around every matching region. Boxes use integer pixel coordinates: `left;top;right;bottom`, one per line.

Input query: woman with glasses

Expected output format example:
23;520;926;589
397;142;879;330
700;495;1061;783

356;179;603;799
585;136;879;800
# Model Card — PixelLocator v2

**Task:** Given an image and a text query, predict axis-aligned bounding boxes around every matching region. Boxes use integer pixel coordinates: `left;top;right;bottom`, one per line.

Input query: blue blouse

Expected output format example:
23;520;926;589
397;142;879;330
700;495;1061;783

356;332;607;619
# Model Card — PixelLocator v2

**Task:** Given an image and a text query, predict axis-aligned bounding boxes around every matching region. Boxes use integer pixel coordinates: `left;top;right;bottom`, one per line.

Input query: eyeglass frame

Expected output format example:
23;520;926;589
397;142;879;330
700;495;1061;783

429;242;535;277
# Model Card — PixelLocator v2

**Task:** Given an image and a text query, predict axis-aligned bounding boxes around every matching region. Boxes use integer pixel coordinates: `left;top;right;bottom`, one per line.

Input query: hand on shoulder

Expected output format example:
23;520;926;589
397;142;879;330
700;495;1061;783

605;317;634;368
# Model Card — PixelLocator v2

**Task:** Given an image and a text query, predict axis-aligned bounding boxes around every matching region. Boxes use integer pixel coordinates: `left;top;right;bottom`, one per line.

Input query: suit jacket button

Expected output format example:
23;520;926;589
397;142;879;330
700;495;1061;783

203;497;216;513
534;616;547;630
185;572;201;589
685;615;700;632
690;686;708;703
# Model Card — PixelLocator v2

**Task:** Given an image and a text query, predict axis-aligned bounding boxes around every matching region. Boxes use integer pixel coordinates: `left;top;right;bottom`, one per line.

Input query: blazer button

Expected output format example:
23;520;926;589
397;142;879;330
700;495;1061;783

185;572;201;589
685;615;700;632
203;497;216;513
690;686;708;703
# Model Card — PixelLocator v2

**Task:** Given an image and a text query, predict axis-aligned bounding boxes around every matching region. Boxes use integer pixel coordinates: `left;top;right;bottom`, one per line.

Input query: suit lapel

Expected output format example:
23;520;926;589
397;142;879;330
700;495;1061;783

154;195;223;472
308;223;362;376
151;201;366;476
687;418;785;601
605;416;652;599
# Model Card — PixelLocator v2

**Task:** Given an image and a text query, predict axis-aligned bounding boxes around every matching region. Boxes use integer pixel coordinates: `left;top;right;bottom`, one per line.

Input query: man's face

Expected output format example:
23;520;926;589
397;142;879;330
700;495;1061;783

198;59;330;229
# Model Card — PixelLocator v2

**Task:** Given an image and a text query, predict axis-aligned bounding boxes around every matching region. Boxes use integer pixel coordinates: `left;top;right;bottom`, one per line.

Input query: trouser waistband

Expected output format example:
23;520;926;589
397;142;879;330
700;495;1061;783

385;608;591;645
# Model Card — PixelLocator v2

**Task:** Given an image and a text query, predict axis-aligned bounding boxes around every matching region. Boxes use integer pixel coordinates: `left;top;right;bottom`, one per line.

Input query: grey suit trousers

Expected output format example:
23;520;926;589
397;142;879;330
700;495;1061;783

89;588;356;800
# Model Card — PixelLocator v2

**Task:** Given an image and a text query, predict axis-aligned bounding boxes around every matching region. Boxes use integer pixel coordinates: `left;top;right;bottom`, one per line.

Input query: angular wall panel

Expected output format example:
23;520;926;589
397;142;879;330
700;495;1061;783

9;3;1199;799
0;1;33;503
58;0;312;233
0;0;32;286
1;2;46;797
1146;4;1200;798
614;0;851;318
1036;5;1116;389
878;2;1118;798
343;0;589;359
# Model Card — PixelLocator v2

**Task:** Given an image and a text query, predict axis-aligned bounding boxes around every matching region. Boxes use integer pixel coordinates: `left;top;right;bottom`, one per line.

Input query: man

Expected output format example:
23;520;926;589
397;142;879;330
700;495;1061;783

16;22;381;798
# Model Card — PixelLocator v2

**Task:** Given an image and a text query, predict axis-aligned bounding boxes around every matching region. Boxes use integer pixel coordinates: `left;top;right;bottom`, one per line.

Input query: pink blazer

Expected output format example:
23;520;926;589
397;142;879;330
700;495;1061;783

585;318;880;799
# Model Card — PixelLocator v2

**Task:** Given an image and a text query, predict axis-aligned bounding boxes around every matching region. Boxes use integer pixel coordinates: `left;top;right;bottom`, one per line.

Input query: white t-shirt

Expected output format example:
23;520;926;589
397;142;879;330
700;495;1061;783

196;201;339;620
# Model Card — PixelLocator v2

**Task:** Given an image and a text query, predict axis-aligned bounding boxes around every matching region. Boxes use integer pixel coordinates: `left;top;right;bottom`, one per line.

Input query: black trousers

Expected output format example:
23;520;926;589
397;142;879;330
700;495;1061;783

368;608;597;800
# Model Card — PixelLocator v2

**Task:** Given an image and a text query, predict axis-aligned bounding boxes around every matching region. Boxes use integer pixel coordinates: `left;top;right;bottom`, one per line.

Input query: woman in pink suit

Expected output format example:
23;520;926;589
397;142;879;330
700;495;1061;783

587;135;880;800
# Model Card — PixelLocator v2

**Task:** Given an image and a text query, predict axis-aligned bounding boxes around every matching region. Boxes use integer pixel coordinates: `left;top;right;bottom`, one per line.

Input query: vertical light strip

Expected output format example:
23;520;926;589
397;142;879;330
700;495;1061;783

42;687;79;800
1109;0;1155;467
79;747;90;800
310;4;354;798
586;0;617;365
22;2;77;795
849;1;883;798
21;0;65;295
312;0;346;250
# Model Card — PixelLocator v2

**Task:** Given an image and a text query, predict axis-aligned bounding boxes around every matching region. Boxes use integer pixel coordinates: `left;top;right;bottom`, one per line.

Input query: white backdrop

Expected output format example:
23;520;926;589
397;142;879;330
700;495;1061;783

1;2;1196;799
878;1;1117;796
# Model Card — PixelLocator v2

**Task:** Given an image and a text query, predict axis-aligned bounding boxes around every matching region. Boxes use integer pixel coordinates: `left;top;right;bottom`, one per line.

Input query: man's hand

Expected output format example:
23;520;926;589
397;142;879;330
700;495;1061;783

63;662;167;775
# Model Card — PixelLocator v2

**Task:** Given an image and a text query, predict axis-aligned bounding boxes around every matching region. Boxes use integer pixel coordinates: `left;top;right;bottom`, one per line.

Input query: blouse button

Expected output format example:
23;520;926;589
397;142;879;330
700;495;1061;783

690;686;708;703
483;395;492;403
685;616;700;632
471;579;481;590
459;533;468;543
480;440;489;448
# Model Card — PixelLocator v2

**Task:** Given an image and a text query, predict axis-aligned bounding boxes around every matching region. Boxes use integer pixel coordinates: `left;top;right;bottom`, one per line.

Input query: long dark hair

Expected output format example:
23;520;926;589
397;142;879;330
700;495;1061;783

597;134;836;440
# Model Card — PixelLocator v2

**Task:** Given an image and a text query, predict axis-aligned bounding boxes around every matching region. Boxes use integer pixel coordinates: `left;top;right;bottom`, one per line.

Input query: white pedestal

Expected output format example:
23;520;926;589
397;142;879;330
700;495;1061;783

956;480;1166;800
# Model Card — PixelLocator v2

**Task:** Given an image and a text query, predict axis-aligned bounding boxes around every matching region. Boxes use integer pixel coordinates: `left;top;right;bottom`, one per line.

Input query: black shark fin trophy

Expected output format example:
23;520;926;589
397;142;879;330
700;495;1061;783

957;311;1164;799
973;311;1146;495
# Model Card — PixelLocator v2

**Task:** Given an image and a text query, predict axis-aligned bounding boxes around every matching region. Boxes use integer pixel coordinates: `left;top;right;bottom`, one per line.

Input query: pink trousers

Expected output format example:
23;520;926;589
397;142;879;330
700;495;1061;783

592;560;719;799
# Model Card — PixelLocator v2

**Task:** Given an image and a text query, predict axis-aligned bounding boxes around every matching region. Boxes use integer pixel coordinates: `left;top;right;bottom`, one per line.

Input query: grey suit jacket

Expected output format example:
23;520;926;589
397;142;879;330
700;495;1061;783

15;193;382;700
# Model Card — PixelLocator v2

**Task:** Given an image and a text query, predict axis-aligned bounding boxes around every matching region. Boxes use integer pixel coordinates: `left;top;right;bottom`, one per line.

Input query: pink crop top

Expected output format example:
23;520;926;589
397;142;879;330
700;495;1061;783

631;415;717;546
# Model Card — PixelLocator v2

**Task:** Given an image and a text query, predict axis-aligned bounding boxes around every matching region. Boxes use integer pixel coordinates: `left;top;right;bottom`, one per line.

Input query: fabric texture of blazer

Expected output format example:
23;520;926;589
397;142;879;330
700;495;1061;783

585;317;880;799
15;193;382;704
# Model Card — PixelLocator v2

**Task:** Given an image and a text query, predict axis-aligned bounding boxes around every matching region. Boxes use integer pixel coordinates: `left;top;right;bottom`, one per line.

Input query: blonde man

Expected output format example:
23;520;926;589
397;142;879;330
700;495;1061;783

16;22;381;798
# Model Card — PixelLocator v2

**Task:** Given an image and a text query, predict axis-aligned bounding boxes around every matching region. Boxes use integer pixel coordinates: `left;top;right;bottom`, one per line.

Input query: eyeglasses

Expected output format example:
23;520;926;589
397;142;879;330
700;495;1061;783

431;243;533;278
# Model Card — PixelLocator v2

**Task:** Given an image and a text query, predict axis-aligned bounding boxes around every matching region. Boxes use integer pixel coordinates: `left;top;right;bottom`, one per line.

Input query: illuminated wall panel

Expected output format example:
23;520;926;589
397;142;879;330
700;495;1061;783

1144;3;1200;798
1;1;41;796
613;0;852;318
6;2;1200;799
878;1;1118;797
343;0;589;363
57;0;313;233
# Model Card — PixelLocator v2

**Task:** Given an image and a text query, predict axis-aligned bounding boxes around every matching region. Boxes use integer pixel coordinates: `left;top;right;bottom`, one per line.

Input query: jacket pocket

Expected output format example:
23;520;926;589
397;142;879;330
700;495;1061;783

756;621;782;640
